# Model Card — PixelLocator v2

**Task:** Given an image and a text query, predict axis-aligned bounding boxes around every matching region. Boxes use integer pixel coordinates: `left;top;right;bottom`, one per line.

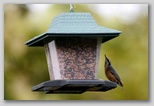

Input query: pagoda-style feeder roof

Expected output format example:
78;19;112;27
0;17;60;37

25;12;121;46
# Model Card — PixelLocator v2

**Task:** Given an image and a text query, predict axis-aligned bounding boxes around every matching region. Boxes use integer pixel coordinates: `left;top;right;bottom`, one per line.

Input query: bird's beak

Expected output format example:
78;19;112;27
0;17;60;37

105;55;108;62
105;55;111;65
105;54;107;59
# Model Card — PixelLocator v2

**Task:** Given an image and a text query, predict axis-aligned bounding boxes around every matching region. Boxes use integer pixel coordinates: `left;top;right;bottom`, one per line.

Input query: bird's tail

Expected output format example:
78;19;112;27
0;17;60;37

118;81;123;90
119;81;123;87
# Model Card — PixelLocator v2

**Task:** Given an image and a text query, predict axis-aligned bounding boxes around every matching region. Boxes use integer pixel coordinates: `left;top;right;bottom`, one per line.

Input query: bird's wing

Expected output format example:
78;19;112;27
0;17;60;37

108;65;121;81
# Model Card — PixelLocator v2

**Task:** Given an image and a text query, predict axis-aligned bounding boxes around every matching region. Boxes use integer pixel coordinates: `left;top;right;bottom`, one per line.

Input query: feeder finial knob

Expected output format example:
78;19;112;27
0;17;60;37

69;4;74;12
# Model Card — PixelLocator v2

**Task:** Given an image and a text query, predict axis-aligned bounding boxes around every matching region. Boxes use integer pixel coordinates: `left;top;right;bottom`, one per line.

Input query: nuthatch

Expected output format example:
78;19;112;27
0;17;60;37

104;55;123;87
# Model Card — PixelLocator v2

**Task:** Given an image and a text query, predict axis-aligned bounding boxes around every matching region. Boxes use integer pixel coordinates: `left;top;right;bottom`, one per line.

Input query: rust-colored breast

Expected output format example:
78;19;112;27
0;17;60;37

105;67;118;82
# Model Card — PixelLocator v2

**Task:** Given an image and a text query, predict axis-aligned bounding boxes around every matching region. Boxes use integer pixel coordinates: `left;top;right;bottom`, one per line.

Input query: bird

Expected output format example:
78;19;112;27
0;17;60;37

104;55;123;87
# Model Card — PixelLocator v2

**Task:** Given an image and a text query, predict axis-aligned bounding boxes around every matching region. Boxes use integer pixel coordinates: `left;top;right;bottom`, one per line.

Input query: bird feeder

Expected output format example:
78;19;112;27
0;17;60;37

25;6;121;94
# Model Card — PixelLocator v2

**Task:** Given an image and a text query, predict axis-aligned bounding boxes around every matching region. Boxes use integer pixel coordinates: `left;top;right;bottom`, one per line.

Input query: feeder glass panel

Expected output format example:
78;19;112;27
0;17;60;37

45;37;102;80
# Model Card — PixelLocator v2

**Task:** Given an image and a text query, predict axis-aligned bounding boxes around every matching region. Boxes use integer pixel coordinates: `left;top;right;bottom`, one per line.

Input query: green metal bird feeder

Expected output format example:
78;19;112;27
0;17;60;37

25;5;121;94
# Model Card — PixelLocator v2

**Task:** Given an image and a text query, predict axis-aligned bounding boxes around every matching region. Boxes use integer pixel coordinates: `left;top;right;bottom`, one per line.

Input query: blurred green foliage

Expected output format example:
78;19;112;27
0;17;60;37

4;4;148;100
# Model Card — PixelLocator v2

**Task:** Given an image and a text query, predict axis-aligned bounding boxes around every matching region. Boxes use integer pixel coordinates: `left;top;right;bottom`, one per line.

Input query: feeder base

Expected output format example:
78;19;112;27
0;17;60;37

32;79;117;94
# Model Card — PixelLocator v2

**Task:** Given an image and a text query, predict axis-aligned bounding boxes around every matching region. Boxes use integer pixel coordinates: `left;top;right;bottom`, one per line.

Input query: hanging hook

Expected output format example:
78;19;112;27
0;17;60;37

69;4;74;12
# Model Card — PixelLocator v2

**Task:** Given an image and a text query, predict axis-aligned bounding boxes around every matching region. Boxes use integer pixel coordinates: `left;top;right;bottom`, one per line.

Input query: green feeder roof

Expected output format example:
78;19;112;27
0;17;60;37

25;12;121;46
